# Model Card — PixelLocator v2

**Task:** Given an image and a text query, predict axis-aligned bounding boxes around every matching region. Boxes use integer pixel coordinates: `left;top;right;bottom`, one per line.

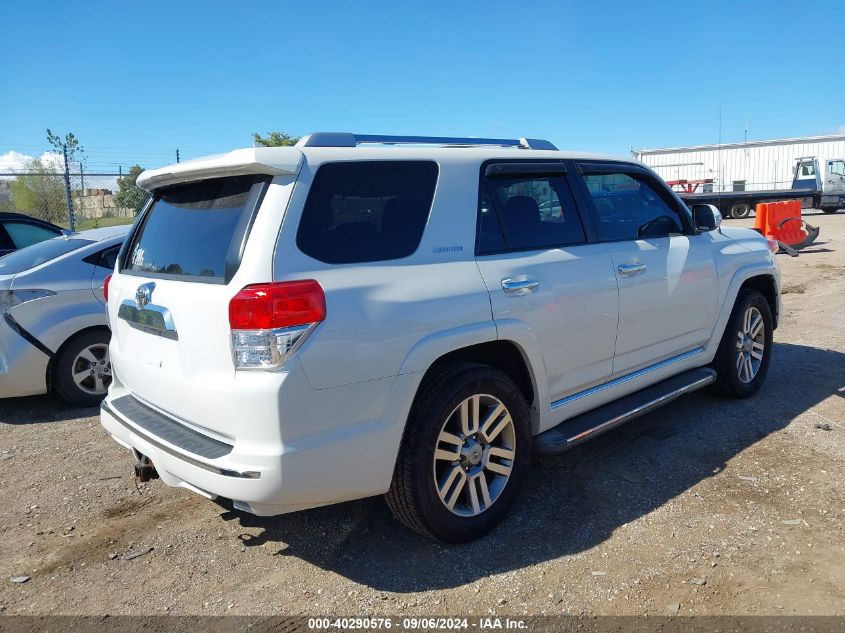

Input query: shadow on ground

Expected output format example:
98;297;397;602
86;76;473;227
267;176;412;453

221;342;844;592
0;393;99;424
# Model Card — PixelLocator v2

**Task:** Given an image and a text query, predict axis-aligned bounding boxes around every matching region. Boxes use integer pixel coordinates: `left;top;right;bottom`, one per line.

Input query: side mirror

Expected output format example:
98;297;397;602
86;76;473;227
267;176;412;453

692;204;722;232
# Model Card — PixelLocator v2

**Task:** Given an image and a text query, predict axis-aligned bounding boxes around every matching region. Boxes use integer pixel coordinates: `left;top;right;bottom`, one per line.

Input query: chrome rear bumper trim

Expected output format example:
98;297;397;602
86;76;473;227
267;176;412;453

101;401;261;479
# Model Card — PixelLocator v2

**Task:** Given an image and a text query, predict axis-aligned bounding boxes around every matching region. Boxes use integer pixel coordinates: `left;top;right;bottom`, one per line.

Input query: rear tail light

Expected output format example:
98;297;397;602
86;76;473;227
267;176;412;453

228;280;325;370
0;289;56;314
103;274;112;303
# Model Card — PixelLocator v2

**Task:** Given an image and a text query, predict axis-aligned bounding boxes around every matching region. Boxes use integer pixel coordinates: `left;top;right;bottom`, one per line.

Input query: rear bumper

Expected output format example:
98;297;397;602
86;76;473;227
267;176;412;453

99;368;421;516
0;315;50;398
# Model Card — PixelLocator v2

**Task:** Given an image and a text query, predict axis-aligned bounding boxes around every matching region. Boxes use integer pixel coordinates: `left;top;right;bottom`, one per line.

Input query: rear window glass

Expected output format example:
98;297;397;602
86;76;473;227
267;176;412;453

0;237;92;275
4;222;62;248
124;175;267;283
296;161;438;264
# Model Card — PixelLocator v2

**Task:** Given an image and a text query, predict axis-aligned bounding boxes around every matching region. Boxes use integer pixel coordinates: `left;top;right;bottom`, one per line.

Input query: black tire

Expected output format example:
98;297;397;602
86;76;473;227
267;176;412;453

385;361;531;543
730;202;752;219
53;329;112;406
822;208;839;214
710;290;773;398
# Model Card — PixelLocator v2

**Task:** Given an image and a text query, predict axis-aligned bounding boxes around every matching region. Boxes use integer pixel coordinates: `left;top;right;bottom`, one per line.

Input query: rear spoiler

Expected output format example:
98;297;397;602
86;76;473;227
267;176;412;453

137;147;303;191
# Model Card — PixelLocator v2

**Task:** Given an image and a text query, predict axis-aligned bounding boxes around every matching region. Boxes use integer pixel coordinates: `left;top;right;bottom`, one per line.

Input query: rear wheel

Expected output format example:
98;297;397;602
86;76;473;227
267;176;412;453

53;329;112;406
710;290;773;398
822;208;839;214
730;202;752;219
386;362;531;543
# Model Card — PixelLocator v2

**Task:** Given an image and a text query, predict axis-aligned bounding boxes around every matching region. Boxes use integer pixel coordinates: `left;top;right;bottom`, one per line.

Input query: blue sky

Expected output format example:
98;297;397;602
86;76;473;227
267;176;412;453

1;0;843;171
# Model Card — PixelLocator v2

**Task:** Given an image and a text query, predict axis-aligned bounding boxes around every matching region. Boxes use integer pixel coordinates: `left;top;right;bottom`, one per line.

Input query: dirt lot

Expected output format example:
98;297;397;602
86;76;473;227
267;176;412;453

1;212;843;617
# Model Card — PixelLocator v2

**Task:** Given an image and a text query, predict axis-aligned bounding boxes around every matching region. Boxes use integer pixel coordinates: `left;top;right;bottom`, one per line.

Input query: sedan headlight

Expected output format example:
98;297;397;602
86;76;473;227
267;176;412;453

0;289;57;313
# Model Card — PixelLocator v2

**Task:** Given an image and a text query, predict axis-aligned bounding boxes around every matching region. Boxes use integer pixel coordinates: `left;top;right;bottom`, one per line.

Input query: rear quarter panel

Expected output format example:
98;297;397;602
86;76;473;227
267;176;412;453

9;259;107;353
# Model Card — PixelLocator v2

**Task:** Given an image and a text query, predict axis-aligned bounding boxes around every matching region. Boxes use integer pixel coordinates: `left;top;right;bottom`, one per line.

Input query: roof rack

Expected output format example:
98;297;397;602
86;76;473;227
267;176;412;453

296;133;558;151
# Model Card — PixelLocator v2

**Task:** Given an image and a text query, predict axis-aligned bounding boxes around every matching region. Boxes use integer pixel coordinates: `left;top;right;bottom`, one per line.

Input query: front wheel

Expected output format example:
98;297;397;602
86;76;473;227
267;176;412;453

386;362;531;543
53;329;113;406
822;208;839;214
710;290;773;398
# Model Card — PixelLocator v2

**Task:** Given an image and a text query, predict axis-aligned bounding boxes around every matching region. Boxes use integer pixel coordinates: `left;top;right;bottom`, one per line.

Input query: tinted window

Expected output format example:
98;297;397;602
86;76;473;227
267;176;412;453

482;173;585;251
0;237;93;275
124;175;267;283
477;190;506;254
0;226;12;251
296;161;438;264
85;244;122;270
583;171;684;241
4;221;61;248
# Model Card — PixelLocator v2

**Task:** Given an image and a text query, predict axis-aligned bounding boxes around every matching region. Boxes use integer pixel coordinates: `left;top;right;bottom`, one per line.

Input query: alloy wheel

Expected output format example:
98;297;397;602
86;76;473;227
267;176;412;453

71;343;112;395
432;394;516;517
735;306;765;383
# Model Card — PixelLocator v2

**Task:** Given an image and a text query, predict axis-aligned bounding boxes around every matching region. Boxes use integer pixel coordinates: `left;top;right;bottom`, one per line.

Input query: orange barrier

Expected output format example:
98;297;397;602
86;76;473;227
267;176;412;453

754;203;769;234
765;200;806;246
754;200;820;254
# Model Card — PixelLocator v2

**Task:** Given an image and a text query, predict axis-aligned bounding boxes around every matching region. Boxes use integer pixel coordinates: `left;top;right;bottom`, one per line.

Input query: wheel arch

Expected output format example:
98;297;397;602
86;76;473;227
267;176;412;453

47;325;111;391
739;274;779;329
705;264;780;362
410;339;542;434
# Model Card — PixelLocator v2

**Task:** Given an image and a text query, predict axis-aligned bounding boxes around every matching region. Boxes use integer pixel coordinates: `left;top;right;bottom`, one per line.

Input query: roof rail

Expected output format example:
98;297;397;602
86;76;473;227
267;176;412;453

296;133;558;151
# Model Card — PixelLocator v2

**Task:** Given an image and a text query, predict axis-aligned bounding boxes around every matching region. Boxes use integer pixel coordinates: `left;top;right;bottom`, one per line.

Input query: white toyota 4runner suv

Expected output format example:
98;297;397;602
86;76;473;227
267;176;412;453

100;133;780;542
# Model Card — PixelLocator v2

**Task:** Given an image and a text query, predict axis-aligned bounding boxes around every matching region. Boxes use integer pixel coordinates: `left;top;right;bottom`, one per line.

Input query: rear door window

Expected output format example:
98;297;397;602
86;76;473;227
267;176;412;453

479;167;586;253
0;225;13;251
296;161;438;264
122;175;269;283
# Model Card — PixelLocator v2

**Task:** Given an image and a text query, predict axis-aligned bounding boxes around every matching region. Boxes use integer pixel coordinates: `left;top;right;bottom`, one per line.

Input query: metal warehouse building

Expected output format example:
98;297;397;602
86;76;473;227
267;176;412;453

633;134;845;194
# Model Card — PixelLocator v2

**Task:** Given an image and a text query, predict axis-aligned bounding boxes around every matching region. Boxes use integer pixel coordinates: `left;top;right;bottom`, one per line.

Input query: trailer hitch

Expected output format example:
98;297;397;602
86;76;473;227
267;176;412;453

132;452;159;483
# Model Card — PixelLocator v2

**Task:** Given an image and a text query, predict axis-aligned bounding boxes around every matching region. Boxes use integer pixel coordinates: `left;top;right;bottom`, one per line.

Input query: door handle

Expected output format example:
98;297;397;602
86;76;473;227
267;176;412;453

501;278;539;295
617;263;647;276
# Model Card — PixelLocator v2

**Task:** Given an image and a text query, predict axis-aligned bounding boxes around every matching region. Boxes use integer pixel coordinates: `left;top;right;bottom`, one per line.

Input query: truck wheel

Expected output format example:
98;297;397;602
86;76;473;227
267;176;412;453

710;290;773;399
730;202;751;219
53;329;112;406
386;361;531;543
822;208;839;214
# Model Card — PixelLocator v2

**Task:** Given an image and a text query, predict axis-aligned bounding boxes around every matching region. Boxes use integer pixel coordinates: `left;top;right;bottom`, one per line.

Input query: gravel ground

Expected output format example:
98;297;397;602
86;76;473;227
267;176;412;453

1;211;843;616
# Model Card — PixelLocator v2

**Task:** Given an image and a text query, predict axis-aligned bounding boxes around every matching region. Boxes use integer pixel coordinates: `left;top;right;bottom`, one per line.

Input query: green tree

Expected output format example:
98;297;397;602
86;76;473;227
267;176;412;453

252;131;300;147
8;159;67;223
114;165;148;212
46;129;84;165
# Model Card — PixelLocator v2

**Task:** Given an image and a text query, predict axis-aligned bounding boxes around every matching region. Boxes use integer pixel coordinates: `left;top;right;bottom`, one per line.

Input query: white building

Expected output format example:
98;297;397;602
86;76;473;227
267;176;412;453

633;134;845;194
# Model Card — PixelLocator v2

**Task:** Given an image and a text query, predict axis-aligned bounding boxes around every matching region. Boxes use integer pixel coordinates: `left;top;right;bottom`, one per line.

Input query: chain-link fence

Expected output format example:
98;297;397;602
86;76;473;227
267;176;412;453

0;167;147;230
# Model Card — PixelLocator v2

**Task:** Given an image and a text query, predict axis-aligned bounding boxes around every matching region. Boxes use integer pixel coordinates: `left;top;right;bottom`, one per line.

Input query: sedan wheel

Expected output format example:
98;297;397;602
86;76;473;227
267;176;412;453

71;343;112;395
53;329;113;406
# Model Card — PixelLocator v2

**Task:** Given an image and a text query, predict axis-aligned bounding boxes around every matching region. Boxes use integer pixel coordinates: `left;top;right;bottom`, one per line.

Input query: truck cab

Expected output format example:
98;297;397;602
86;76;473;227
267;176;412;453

792;157;845;213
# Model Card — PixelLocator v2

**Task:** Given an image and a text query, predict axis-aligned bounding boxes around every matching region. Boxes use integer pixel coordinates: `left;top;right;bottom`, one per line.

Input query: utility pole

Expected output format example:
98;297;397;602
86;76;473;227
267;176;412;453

61;144;75;231
176;148;180;163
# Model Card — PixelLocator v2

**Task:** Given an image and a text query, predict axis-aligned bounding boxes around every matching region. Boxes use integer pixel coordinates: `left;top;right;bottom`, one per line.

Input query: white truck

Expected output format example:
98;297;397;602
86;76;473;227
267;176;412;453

100;133;781;542
680;157;845;218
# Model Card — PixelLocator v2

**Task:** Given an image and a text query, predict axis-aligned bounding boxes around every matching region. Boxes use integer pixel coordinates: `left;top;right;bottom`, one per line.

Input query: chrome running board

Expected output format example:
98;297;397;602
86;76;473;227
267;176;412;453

533;368;716;456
